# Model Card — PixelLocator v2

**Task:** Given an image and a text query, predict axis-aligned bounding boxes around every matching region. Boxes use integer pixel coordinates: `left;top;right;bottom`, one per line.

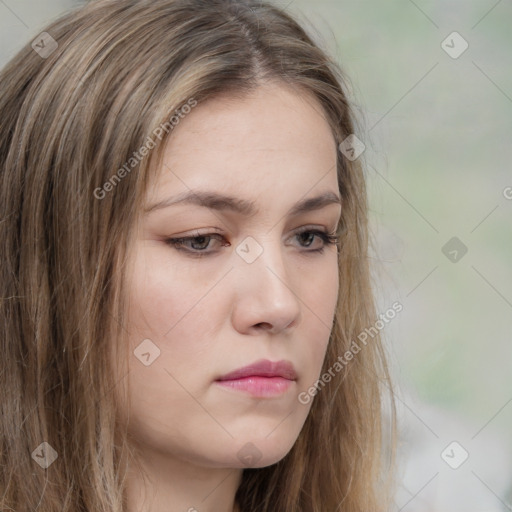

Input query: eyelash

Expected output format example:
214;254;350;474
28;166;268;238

164;228;339;257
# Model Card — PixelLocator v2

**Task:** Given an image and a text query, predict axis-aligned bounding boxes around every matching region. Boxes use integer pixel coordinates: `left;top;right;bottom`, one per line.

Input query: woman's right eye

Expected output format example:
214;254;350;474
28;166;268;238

164;233;231;256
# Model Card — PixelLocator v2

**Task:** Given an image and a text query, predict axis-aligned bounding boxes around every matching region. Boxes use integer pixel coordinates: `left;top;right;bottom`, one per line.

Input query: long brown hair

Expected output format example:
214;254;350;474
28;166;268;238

0;1;395;510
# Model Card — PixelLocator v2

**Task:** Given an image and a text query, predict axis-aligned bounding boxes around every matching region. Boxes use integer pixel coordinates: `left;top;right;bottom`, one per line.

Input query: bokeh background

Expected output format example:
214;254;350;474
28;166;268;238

1;1;511;510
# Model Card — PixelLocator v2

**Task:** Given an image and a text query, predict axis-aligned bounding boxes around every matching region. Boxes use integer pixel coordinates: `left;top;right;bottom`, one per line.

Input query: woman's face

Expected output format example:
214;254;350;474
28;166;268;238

121;82;341;470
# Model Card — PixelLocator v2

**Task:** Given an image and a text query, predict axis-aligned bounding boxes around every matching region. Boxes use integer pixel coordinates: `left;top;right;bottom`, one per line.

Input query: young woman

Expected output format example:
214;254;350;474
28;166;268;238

0;1;395;511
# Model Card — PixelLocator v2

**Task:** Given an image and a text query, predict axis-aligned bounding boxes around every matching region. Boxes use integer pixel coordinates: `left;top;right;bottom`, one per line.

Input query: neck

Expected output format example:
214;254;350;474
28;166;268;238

125;447;243;512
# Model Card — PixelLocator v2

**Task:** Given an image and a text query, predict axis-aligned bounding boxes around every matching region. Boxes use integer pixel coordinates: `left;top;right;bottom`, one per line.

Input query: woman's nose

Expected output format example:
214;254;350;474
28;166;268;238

230;237;302;336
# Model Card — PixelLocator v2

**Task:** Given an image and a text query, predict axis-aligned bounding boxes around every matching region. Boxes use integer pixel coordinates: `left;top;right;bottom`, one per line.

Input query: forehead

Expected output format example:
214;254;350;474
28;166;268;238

147;82;338;205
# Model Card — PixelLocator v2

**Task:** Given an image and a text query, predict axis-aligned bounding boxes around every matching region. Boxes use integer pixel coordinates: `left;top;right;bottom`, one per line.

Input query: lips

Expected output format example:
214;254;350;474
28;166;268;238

215;359;297;397
216;359;297;381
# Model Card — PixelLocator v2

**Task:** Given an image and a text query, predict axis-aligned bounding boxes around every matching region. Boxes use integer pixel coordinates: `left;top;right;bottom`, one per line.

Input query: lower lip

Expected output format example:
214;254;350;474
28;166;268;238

215;376;294;397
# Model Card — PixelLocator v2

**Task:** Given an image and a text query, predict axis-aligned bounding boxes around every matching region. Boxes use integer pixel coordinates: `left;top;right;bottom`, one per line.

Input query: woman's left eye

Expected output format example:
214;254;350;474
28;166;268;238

294;229;339;252
164;228;338;257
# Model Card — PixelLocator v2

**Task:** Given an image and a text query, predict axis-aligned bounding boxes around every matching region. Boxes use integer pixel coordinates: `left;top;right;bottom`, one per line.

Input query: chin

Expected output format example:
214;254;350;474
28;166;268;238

227;432;300;470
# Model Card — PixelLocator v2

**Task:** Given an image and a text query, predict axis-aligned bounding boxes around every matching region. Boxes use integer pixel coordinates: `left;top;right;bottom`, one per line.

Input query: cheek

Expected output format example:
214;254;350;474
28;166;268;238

125;243;242;380
127;246;219;346
296;256;339;382
120;250;226;449
128;263;182;339
300;253;339;330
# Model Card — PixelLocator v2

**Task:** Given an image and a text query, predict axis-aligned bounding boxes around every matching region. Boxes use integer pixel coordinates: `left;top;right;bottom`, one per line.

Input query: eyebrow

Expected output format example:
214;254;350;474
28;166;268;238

144;190;341;217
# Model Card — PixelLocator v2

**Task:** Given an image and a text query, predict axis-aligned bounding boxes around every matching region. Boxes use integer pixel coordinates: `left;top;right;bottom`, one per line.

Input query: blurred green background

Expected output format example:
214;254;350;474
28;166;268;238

1;1;511;510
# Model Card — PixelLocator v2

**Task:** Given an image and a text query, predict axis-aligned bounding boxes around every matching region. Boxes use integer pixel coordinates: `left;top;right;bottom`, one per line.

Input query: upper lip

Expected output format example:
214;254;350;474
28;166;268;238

216;359;297;381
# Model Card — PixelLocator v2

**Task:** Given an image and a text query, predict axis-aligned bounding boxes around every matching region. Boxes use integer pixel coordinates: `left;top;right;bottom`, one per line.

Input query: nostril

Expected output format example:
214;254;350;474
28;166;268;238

254;322;272;330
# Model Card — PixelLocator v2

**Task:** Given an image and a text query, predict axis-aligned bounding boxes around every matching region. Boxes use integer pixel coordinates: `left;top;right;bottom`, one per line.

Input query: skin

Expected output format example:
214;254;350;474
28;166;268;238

120;81;341;512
